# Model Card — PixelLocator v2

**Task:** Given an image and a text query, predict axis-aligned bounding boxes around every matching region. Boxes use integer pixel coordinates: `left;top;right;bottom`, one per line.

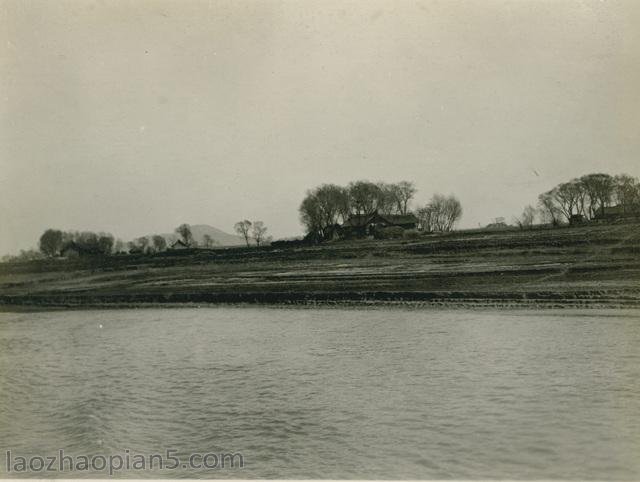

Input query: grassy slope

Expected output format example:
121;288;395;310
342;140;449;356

1;222;639;308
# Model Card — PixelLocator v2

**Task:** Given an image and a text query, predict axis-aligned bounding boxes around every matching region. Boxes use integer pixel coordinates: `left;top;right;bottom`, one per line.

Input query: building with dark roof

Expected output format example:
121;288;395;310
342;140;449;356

594;204;640;221
341;211;418;237
169;239;191;250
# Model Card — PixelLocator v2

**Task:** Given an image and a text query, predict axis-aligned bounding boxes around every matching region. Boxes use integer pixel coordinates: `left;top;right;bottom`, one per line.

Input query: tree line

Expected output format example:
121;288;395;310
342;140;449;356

2;230;120;262
8;172;634;262
24;220;273;260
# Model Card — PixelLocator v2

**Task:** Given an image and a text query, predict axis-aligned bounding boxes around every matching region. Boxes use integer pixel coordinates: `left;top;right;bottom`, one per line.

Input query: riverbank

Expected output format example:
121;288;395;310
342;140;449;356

1;222;639;309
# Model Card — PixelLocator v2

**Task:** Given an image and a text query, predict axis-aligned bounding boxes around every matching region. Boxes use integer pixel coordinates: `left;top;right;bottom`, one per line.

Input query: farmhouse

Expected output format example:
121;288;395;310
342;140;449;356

594;204;640;221
169;239;191;250
341;211;418;237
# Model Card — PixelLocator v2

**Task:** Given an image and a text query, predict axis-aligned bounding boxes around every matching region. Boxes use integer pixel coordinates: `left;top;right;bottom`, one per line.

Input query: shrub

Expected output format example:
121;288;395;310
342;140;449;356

402;229;420;239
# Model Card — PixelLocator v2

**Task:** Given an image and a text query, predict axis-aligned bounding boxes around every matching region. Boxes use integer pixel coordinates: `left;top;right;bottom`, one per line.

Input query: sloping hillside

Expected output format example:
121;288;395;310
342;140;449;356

1;222;639;309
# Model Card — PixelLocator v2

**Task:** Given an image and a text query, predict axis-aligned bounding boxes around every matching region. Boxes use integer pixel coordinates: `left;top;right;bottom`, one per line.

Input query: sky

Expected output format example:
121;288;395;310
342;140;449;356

1;0;639;254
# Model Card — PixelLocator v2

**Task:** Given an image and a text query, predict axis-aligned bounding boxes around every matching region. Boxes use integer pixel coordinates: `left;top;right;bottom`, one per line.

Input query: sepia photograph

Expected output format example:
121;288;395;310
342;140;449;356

1;0;639;479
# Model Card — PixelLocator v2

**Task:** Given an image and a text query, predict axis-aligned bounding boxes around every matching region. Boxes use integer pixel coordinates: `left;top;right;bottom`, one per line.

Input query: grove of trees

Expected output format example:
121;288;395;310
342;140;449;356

37;229;115;257
299;180;423;239
537;173;640;224
299;180;463;238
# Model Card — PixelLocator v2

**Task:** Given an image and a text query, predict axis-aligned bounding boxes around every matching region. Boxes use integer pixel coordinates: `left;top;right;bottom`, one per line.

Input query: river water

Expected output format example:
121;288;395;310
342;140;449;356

0;307;638;479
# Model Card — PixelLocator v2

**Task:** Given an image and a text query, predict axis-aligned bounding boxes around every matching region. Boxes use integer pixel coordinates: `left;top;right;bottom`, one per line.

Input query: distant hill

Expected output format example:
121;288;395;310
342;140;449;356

153;224;246;247
189;224;246;247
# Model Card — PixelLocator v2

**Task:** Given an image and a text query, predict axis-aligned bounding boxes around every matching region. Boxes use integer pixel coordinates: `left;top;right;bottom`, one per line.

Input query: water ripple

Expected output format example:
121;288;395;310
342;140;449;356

1;307;639;479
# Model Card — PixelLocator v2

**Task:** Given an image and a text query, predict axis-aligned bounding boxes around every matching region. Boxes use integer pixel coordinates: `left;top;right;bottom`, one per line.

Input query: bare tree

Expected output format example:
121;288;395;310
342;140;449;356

136;236;150;252
175;224;193;246
514;205;536;230
390;181;417;214
299;195;323;240
579;173;614;219
430;196;449;231
375;182;398;214
251;221;268;247
152;235;167;252
97;233;115;254
613;174;640;214
442;195;463;231
39;229;64;257
417;194;462;232
234;220;252;247
316;184;351;226
415;205;435;232
347;181;385;215
432;194;463;231
537;192;562;226
202;234;216;248
551;181;582;222
299;185;351;240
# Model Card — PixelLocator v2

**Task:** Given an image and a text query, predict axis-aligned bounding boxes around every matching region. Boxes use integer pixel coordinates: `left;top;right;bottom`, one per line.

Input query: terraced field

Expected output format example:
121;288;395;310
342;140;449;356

1;222;639;308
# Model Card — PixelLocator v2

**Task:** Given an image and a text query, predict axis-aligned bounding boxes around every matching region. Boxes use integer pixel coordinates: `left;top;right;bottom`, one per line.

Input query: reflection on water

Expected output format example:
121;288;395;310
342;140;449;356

1;307;639;479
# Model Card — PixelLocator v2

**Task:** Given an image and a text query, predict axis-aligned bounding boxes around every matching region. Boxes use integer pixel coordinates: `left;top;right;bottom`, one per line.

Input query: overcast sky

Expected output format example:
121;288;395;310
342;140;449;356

1;0;639;254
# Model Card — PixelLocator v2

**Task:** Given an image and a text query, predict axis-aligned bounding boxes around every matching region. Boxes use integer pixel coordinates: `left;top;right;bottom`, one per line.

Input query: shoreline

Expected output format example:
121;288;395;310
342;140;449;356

2;294;640;312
